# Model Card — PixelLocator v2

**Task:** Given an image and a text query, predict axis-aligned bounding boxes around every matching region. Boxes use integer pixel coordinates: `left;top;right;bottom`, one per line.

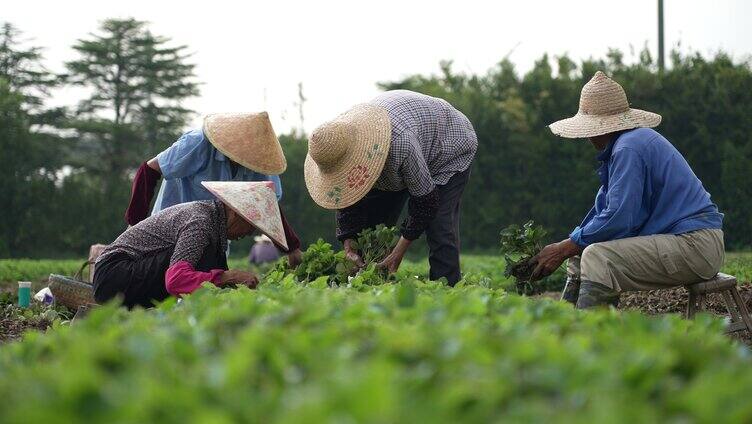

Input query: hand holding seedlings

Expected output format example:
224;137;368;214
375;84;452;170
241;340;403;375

530;239;582;281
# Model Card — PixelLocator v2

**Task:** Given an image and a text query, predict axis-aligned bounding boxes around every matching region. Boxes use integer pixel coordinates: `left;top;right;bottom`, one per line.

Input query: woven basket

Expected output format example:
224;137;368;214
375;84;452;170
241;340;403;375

49;261;98;310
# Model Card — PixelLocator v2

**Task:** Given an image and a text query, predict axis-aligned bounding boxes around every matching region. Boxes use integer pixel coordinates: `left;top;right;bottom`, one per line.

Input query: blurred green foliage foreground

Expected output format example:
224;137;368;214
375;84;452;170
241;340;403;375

2;252;752;422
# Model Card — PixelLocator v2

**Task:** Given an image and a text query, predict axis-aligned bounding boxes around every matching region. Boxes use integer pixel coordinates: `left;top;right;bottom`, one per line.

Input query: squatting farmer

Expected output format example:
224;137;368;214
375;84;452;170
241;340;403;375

249;234;281;264
123;112;302;266
304;90;478;285
531;71;724;308
94;182;288;308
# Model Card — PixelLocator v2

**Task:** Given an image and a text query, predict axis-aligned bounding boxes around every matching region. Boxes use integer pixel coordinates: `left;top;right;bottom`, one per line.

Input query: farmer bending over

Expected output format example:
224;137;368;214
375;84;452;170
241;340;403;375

94;182;288;308
123;112;302;266
304;90;478;285
531;71;724;308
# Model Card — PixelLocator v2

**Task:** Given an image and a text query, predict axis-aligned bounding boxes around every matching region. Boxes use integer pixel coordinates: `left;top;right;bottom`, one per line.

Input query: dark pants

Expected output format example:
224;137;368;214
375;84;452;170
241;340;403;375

93;245;227;309
358;168;470;285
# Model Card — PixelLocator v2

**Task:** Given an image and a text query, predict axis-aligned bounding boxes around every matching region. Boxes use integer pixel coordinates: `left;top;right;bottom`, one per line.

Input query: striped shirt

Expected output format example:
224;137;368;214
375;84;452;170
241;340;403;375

369;90;478;196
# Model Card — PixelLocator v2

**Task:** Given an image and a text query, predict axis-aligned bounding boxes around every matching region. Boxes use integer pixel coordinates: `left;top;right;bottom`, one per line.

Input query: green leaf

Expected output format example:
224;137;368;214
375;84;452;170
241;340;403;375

309;275;329;289
395;280;416;308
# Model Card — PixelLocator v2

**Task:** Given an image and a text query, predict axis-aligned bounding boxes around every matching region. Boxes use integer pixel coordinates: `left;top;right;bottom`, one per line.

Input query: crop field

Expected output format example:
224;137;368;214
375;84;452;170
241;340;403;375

1;249;752;422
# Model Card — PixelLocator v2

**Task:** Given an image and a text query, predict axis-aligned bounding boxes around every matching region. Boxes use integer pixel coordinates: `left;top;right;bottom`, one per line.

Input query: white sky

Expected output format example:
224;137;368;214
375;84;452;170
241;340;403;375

7;0;752;134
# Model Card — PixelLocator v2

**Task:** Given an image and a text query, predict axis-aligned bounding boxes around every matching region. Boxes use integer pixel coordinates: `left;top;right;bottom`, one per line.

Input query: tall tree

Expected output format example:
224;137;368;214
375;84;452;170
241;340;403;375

0;23;57;112
0;23;62;257
63;18;199;184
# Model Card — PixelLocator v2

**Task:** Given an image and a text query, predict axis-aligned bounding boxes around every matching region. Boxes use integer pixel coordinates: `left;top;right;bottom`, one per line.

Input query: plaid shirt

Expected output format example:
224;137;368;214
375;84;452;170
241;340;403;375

369;90;478;196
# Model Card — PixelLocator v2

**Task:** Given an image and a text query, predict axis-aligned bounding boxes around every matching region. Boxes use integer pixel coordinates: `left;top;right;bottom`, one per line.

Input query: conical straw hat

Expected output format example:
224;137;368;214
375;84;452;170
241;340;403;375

549;71;661;138
203;112;287;175
304;104;392;209
201;181;288;250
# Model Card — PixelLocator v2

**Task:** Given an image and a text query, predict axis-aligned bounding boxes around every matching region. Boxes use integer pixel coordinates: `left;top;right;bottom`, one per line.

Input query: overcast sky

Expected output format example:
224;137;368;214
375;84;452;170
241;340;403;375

7;0;752;135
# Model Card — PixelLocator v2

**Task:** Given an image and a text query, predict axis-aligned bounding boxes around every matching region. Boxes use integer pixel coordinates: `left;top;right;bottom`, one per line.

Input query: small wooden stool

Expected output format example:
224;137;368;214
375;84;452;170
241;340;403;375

685;273;752;334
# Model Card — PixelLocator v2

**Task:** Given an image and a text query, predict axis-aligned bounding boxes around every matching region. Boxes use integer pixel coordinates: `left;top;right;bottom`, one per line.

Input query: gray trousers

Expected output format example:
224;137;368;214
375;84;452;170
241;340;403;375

567;229;724;292
357;168;470;285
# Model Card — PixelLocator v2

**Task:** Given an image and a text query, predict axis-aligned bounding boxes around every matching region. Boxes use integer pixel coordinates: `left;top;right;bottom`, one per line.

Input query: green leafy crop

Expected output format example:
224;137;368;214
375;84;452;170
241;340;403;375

274;226;400;288
499;220;548;295
0;274;750;422
350;224;400;264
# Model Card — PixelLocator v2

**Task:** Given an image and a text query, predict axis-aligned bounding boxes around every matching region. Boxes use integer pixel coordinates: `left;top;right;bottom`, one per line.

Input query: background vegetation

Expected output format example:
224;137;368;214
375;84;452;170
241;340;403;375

2;19;751;258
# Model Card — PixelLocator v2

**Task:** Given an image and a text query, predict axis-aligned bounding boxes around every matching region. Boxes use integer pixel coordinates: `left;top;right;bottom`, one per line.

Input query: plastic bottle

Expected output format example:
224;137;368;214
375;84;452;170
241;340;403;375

18;281;31;308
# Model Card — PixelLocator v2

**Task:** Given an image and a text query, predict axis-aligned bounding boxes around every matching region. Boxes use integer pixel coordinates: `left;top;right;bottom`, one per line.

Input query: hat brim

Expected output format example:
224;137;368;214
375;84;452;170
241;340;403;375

304;105;392;210
549;108;662;139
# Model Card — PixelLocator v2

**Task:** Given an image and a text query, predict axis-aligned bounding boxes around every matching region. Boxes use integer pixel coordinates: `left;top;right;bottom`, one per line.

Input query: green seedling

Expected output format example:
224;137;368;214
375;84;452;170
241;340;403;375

500;220;548;295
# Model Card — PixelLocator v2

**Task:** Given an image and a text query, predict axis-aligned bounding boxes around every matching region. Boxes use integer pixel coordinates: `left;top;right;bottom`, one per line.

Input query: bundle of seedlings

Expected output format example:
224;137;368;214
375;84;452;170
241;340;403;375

274;225;401;287
350;224;401;280
349;224;400;265
499;220;548;295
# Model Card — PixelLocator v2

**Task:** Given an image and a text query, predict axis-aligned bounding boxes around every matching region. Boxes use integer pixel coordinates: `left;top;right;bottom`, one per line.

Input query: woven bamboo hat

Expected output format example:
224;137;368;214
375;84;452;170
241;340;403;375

549;71;661;138
201;181;288;250
203;112;287;175
304;104;391;209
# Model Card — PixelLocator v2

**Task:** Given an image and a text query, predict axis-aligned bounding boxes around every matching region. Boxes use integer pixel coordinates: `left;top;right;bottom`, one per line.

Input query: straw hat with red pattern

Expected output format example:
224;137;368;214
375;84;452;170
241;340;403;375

304;104;392;209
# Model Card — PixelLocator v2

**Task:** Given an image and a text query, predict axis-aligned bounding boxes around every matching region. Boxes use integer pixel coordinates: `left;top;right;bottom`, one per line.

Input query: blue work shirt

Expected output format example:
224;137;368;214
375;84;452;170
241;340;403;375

570;128;723;247
152;129;283;214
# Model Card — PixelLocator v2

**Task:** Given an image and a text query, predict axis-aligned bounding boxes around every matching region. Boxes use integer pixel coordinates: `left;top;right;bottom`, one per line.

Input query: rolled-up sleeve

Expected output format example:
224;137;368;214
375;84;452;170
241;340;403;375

157;129;211;180
570;148;647;247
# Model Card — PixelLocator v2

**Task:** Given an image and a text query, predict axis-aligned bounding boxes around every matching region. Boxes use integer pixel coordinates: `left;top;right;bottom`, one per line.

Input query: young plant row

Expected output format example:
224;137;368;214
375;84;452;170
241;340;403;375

0;277;750;422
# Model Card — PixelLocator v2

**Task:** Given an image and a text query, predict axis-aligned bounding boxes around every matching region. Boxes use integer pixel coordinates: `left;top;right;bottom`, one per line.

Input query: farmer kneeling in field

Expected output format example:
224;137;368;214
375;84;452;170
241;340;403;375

123;112;302;266
531;71;724;309
94;182;288;308
304;90;478;285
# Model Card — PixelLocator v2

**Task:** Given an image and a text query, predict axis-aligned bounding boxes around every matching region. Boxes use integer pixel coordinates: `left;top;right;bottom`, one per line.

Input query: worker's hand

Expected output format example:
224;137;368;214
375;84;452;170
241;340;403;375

377;237;412;275
344;239;365;268
531;239;582;281
287;249;303;268
220;270;259;289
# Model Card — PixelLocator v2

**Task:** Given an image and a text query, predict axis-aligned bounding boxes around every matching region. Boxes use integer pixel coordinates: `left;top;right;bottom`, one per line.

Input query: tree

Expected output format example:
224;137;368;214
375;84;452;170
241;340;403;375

63;18;199;184
0;22;57;112
0;23;63;257
377;48;752;249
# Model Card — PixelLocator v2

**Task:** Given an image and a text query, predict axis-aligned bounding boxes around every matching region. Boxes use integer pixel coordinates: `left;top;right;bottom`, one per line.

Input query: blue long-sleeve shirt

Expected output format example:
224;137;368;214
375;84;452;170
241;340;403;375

570;128;723;247
151;129;283;214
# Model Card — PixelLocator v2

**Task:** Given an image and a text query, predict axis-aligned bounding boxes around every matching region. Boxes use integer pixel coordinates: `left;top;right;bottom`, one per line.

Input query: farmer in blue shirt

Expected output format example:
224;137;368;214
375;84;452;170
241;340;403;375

531;72;724;309
124;112;302;266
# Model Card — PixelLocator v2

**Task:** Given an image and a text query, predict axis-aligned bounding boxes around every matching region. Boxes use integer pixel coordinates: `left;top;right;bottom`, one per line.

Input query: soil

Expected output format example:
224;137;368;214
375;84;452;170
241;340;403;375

0;307;54;343
536;285;752;344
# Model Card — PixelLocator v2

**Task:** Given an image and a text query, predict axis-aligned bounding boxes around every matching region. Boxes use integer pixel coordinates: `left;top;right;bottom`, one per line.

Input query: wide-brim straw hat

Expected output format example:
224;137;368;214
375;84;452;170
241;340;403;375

201;181;288;250
203;112;287;175
549;71;661;138
304;104;392;209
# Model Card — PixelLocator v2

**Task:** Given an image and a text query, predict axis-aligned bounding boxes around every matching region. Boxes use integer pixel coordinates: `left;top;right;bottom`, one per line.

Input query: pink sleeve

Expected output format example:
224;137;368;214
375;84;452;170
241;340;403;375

165;261;224;296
